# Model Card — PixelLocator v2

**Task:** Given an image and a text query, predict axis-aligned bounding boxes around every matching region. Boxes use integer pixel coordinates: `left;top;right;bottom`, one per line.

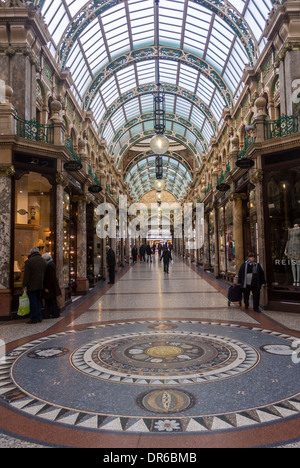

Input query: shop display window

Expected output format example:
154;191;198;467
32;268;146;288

267;167;300;287
14;172;55;296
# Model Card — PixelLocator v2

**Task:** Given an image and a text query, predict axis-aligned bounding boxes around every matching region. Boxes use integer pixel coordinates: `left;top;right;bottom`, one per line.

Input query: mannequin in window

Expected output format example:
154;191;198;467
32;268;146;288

285;224;300;286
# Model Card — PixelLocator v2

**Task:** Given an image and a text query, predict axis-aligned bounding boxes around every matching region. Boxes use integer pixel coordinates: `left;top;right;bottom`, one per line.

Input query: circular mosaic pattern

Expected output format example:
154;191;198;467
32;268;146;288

70;331;259;385
1;321;300;436
136;388;197;414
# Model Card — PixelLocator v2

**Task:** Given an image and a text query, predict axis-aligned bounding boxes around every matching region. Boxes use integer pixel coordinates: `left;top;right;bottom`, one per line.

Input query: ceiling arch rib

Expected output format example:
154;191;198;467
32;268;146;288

124;151;193;177
55;0;258;71
107;112;209;158
126;155;192;202
98;83;219;141
83;48;234;112
116;129;202;169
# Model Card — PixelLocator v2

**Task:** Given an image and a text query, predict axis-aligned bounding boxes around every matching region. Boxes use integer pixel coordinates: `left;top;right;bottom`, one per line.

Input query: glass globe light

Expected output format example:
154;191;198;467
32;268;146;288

150;134;169;155
153;179;166;191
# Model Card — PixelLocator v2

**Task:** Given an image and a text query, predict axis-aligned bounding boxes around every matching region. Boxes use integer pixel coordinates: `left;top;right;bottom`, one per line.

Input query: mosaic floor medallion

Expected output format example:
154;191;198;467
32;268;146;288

1;320;300;435
70;331;259;385
136;388;197;414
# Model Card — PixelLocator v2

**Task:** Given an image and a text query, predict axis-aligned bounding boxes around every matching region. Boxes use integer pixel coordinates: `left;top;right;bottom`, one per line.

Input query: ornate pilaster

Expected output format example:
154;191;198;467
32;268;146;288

230;193;248;276
73;194;90;295
0;164;14;317
250;169;267;306
55;173;69;307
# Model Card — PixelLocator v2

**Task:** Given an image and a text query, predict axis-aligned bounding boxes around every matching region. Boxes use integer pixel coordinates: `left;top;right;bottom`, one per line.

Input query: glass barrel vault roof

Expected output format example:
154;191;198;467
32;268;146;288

38;0;274;199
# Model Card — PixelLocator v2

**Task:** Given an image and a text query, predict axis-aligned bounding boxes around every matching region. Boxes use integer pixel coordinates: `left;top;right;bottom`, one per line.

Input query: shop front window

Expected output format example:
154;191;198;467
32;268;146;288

267;167;300;287
14;172;55;296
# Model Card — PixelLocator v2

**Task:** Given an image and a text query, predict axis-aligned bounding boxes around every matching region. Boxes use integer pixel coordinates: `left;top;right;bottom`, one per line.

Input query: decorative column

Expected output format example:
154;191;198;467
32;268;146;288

73;194;90;295
230;193;247;279
0;164;14;318
250;169;268;306
55;172;68;308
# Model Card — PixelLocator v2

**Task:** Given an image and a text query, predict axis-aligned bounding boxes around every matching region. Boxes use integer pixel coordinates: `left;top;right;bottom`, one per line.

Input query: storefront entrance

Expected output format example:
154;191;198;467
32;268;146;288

264;151;300;311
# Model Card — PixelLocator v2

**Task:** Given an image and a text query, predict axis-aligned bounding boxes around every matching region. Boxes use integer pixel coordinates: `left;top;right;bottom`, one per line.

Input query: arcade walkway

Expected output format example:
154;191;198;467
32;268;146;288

0;255;299;448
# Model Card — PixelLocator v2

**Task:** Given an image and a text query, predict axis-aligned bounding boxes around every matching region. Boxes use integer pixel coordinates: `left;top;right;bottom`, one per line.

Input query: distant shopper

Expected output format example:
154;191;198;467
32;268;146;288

106;245;116;284
139;244;146;262
146;243;153;263
42;253;61;318
161;244;172;274
238;252;265;312
22;247;47;323
132;245;138;264
158;243;163;260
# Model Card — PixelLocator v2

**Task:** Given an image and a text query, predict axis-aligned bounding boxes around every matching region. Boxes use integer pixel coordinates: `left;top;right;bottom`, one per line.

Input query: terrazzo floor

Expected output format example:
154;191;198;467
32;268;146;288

0;255;299;448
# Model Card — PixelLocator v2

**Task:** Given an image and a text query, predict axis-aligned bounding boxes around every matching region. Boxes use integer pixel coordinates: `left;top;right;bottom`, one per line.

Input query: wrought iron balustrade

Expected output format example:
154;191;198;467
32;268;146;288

15;116;54;144
265;113;300;140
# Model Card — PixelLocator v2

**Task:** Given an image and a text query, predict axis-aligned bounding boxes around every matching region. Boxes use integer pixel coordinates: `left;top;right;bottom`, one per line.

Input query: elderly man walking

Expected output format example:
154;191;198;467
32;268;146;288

22;247;47;323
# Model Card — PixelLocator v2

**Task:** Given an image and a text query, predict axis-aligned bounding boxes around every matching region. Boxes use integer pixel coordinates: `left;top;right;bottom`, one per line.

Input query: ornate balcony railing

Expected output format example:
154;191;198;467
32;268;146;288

237;134;255;160
15;116;54;144
65;138;81;162
265;113;300;140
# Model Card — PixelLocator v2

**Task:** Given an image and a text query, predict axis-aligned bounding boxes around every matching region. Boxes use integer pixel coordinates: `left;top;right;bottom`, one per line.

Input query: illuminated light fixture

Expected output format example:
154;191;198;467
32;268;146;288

154;179;166;191
150;133;169;154
150;0;169;156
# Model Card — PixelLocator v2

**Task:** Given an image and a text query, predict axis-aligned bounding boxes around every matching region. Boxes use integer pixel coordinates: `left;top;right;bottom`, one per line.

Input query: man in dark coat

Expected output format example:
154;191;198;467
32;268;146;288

42;253;61;318
238;252;266;312
22;247;47;323
161;244;172;273
139;244;146;262
106;245;116;284
132;245;138;264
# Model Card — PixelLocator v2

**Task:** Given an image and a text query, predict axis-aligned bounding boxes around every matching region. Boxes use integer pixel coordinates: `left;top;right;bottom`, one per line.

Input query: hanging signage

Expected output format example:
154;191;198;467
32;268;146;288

64;160;82;172
216;182;230;192
236;158;254;169
88;184;102;194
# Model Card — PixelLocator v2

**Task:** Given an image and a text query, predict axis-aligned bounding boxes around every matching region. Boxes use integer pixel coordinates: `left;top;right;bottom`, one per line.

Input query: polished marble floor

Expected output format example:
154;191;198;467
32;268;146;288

0;255;299;448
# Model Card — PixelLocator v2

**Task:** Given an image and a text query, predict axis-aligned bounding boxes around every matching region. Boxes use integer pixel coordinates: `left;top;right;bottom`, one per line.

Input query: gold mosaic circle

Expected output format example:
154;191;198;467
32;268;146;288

146;346;183;358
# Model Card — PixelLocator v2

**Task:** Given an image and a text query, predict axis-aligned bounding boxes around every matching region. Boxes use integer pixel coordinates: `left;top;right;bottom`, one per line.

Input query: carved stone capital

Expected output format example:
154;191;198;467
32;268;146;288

0;165;15;177
229;192;248;202
72;194;90;204
250;169;264;185
56;172;69;188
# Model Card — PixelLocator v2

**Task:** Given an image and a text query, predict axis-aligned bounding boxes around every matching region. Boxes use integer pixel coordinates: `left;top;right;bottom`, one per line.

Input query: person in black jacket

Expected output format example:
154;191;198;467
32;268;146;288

23;247;47;323
42;253;61;318
132;245;138;264
161;244;172;274
106;245;116;284
238;253;266;312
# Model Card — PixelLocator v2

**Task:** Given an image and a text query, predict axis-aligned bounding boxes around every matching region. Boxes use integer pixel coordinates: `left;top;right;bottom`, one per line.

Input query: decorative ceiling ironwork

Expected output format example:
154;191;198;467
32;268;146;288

36;0;274;200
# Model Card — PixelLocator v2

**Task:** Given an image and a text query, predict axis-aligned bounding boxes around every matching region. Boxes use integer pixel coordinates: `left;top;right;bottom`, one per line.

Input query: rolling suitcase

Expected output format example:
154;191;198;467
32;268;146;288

228;284;242;307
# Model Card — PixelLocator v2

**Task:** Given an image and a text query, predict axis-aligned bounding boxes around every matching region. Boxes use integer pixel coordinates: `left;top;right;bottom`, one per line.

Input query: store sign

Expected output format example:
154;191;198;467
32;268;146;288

216;183;230;192
14;153;55;169
88;185;102;194
64;161;82;172
236;158;254;169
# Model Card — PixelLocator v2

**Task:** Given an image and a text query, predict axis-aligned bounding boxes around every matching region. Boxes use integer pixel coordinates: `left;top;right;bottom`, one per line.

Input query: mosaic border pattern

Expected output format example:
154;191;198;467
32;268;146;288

0;320;299;434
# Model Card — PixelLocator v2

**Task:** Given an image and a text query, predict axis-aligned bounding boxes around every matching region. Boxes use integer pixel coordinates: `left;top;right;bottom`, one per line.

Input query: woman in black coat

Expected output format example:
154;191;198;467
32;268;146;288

42;253;61;318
